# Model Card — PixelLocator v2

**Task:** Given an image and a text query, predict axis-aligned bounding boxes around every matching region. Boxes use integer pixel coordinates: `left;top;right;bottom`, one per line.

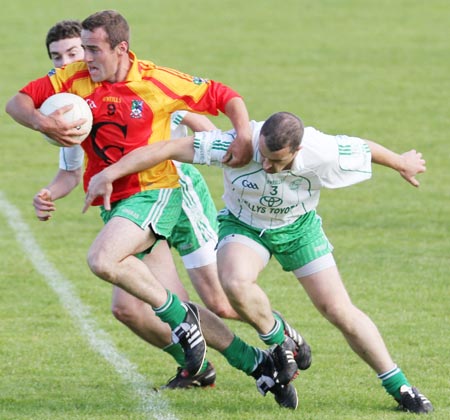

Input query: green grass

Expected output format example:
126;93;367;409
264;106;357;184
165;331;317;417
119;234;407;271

1;0;449;419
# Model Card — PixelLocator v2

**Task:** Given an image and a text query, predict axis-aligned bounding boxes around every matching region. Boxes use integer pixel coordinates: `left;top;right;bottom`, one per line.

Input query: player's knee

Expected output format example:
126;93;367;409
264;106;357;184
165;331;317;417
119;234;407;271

87;249;114;281
220;277;241;301
320;301;358;333
111;302;137;326
205;302;232;319
217;307;240;320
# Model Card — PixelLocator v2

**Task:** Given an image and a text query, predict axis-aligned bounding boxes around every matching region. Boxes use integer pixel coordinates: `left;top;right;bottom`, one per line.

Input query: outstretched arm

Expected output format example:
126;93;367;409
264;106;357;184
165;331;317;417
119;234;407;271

366;140;426;187
83;136;196;212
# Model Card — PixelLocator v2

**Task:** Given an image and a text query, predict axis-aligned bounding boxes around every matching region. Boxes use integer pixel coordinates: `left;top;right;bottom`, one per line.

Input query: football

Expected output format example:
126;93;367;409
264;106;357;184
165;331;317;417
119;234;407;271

39;93;93;146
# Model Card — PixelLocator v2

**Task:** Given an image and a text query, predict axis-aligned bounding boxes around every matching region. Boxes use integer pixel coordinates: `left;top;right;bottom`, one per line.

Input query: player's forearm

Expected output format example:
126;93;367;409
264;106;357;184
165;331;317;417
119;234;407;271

181;113;216;131
46;169;81;200
103;137;196;182
224;97;251;138
5;93;46;131
366;140;404;172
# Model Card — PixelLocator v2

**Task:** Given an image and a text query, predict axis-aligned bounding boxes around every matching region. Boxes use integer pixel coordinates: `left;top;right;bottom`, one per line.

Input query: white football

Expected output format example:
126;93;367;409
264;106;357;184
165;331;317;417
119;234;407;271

39;93;93;146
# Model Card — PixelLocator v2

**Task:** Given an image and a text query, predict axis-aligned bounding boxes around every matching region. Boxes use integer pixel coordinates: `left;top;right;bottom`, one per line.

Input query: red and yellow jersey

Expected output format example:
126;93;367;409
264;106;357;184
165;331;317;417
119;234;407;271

20;51;240;205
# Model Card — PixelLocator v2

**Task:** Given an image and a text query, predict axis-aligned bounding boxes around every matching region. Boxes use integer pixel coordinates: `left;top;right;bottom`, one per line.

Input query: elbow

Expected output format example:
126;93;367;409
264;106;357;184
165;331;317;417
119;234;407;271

5;98;14;117
5;94;22;117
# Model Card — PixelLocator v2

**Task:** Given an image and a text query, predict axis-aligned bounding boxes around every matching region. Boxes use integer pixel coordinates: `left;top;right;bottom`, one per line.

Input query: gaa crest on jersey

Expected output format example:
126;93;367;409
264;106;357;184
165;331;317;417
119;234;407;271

242;180;259;189
47;68;56;76
130;99;144;119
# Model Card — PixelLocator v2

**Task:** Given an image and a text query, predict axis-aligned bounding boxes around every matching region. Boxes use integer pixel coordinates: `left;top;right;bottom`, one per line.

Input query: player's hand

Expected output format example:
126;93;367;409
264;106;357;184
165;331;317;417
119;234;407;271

222;133;253;167
83;172;113;213
41;104;88;147
399;149;426;187
33;188;55;221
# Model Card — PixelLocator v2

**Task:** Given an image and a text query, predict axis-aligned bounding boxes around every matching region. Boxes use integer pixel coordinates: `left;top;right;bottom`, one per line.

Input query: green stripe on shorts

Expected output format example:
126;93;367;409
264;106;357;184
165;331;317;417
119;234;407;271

169;163;218;256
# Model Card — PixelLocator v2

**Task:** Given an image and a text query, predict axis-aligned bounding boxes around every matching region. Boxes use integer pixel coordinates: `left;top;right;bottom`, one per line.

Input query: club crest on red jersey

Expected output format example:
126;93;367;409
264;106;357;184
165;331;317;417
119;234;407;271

130;99;144;118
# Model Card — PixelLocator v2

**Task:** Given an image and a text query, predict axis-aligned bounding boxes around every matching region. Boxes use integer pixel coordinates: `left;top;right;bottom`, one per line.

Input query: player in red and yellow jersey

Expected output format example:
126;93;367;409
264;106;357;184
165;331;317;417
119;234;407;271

29;19;242;390
6;10;257;382
18;48;244;206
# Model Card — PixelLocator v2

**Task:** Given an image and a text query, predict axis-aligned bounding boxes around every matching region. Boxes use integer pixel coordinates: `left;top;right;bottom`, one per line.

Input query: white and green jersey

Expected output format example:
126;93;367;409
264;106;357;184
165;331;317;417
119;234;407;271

193;121;372;229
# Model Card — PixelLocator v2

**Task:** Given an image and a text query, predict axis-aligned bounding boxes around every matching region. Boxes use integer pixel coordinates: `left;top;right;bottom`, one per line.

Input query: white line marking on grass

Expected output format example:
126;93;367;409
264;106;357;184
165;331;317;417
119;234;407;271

0;191;178;420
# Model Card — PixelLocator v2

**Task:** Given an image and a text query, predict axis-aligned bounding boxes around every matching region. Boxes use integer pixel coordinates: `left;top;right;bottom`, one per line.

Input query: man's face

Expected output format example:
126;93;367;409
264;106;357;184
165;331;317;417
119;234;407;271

49;37;84;68
81;27;124;83
258;135;300;173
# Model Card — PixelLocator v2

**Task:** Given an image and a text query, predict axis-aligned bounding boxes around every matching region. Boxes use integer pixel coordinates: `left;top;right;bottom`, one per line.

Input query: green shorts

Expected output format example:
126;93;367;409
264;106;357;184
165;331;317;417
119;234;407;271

217;209;333;272
168;163;218;257
100;188;182;238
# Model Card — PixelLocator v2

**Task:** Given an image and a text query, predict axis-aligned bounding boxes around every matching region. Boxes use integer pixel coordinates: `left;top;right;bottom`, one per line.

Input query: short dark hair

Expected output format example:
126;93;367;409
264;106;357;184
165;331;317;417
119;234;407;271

45;20;82;58
82;10;130;50
260;112;304;152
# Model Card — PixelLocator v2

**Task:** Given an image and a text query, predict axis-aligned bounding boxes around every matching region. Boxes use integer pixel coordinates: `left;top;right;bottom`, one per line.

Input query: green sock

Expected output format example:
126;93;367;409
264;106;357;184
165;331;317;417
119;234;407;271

153;290;187;329
222;335;264;375
378;365;411;400
163;343;186;368
259;318;285;346
163;343;209;373
198;360;209;373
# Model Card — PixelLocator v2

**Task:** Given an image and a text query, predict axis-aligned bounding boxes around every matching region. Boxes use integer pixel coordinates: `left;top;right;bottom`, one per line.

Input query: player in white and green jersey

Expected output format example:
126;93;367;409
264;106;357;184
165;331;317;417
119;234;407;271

84;111;432;414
